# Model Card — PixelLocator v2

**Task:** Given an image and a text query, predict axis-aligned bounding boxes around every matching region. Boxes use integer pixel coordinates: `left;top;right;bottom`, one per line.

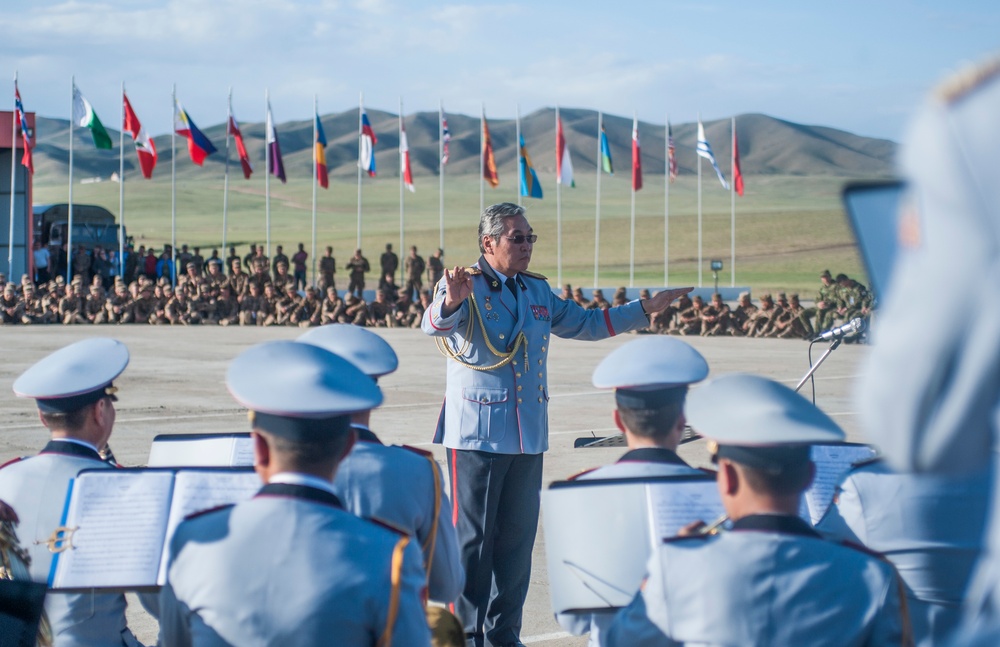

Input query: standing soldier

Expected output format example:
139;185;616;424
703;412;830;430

271;244;289;277
812;269;839;332
346;249;370;298
405;245;426;302
291;243;308;291
428;248;445;288
380;243;398;281
318;246;337;292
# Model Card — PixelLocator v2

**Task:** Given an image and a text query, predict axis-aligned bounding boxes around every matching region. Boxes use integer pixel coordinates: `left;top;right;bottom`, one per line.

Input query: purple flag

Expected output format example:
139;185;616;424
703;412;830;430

266;101;286;183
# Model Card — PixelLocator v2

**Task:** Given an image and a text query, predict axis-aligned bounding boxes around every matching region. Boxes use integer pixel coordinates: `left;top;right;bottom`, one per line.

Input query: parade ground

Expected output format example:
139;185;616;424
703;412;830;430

0;326;870;645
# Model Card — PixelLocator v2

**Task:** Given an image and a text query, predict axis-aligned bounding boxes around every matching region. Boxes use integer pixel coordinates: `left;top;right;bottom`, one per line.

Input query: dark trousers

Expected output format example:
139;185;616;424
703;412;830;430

448;449;543;647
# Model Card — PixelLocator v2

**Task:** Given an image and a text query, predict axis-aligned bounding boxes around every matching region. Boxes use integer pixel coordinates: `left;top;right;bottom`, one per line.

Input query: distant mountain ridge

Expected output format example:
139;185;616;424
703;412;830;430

31;109;897;182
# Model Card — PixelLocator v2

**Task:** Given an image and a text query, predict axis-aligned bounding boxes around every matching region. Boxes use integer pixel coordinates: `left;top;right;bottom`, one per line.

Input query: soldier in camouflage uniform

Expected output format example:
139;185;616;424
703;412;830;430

21;284;48;324
346;249;371;298
834;274;873;324
239;282;268;326
810;270;839;332
651;293;691;334
587;289;611;310
676;295;705;336
699;293;732;336
320;287;346;325
343;293;369;326
274;285;300;326
730;292;759;336
166;285;201;325
59;283;87;325
291;286;322;328
84;284;107;324
748;293;781;337
215;285;240;326
229;258;250;302
272;261;294;295
367;289;394;327
0;283;23;324
318;246;337;292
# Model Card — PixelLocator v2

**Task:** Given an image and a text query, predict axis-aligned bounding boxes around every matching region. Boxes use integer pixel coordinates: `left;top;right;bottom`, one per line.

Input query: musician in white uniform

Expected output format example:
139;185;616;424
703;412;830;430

606;374;909;647
556;337;710;646
0;338;146;647
298;324;464;603
159;341;431;647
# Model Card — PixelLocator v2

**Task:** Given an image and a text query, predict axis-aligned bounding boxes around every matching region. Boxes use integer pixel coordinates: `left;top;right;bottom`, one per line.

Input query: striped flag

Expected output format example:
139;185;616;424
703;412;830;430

14;83;32;174
174;100;218;166
400;118;414;192
697;120;729;190
123;92;156;179
266;101;286;183
556;116;574;188
315;113;328;189
482;114;499;188
519;134;543;199
667;121;678;183
441;112;451;166
631;116;642;191
360;110;377;177
228;102;253;179
599;122;613;174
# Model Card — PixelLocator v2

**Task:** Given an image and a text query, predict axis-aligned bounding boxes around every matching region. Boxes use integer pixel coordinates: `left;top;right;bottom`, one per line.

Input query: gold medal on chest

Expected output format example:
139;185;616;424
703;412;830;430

484;297;493;311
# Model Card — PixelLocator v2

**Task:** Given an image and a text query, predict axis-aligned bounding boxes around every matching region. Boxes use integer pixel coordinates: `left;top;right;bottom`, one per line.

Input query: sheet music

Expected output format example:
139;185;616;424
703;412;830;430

803;444;876;524
50;471;173;589
158;470;260;583
228;436;255;467
645;480;725;546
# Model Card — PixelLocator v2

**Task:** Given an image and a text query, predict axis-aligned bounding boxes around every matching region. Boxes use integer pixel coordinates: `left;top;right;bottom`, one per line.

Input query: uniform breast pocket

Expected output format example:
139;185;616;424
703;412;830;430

461;387;508;443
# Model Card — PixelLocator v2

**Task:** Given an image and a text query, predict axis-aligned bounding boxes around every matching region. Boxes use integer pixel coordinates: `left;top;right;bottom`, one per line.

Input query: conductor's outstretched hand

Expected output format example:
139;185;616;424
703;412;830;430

441;266;474;317
642;287;695;315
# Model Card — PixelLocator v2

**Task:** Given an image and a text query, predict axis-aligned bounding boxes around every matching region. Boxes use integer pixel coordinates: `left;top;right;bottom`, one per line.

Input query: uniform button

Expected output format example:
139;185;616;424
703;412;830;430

538;385;544;391
481;397;488;403
538;372;543;378
541;346;546;352
517;398;523;404
516;373;522;378
538;359;543;365
542;335;547;340
517;385;522;392
538;397;543;403
513;360;518;366
499;333;505;340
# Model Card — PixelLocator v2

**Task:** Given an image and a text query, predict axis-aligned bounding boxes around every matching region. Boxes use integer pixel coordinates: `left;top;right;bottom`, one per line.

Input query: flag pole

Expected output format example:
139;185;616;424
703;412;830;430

356;92;363;250
8;72;18;276
265;88;271;264
223;88;231;257
68;77;75;283
398;96;405;285
515;105;522;206
664;114;669;288
438;100;444;250
312;95;319;289
114;82;123;284
629;111;636;288
731;116;736;287
479;103;484;215
697;113;703;288
555;105;562;288
171;83;177;286
594;110;602;290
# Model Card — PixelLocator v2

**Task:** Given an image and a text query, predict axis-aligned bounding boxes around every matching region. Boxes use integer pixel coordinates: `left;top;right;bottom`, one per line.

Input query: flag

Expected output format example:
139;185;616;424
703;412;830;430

360;110;377;177
631;116;642;191
733;122;744;197
556;116;574;188
599;123;613;174
482;115;499;188
667;121;678;183
123;93;157;179
697;120;729;190
13;83;32;174
519;134;543;199
441;112;451;165
72;85;112;150
315;113;328;189
228;107;252;179
400;120;415;193
266;101;286;183
174;100;217;165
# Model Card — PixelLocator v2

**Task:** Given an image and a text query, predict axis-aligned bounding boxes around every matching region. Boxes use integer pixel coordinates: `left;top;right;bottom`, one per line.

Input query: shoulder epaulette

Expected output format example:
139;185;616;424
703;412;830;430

567;467;598;481
466;267;483;276
663;533;710;544
935;55;1000;104
399;444;433;458
368;515;408;536
520;270;548;281
0;457;24;471
184;503;234;521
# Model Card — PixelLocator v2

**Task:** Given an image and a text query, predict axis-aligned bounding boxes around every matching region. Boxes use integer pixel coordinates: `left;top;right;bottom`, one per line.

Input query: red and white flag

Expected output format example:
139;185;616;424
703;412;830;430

14;82;33;174
733;121;744;197
400;120;415;192
631;115;642;191
228;104;253;179
556;116;574;187
123;93;157;179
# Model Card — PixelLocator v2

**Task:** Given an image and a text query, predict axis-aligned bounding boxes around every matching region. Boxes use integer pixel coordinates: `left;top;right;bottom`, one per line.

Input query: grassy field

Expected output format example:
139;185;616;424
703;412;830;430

32;169;865;295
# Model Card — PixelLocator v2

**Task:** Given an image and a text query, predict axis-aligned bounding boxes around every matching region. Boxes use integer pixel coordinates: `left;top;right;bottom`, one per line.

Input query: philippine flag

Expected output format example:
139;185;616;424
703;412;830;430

360;110;377;177
174;100;217;166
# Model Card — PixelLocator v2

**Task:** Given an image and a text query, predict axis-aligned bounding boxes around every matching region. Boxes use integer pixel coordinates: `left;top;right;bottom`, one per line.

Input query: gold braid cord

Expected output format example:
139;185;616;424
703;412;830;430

435;292;528;372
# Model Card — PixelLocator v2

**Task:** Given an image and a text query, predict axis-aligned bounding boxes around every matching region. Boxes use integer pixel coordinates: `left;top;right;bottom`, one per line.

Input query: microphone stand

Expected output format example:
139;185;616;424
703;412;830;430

795;338;842;394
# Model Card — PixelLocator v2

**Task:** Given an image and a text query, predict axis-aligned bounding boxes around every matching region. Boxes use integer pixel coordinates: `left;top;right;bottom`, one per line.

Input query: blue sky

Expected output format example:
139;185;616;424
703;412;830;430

2;0;997;141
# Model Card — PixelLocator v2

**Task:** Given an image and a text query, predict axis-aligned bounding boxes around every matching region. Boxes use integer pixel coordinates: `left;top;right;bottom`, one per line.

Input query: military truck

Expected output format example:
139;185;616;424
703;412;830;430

32;203;129;251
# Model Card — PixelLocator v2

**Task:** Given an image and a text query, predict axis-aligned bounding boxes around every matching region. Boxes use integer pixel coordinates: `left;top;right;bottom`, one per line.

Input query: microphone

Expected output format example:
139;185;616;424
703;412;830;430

813;318;866;342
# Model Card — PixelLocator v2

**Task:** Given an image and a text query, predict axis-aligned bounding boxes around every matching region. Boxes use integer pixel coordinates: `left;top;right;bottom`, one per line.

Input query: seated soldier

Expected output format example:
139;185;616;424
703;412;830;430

59;282;87;325
0;283;23;324
166;285;201;325
291;286;322;328
368;289;394;327
129;284;157;324
699;293;732;336
272;261;294;295
587;289;611;310
260;284;281;326
342;293;368;326
606;374;908;646
275;285;301;326
560;284;573;300
650;293;690;335
214;285;240;326
103;282;132;325
612;287;628;307
675;295;704;336
158;341;430;646
730;292;758;336
749;293;783;338
771;293;813;339
239;282;267;326
21;284;48;324
557;337;710;646
572;287;590;308
378;272;400;304
321;287;346;325
149;284;170;325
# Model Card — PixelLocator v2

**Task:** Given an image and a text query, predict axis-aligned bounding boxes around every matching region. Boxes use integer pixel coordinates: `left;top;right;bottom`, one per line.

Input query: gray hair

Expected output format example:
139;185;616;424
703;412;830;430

479;203;525;254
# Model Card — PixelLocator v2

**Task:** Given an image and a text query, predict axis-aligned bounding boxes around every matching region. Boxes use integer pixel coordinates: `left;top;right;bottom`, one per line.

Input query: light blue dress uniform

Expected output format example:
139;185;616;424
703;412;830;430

556;336;710;646
856;56;1000;621
607;374;908;646
298;324;464;603
421;256;649;455
158;341;431;647
0;338;143;647
818;459;990;647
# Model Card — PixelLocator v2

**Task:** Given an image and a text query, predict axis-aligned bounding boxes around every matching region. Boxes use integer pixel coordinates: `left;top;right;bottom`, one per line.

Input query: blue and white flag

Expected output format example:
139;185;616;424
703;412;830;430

697;120;729;190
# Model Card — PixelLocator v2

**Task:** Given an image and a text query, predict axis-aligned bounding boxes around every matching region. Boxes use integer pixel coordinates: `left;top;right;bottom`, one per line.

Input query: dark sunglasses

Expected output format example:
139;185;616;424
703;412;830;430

503;234;538;245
